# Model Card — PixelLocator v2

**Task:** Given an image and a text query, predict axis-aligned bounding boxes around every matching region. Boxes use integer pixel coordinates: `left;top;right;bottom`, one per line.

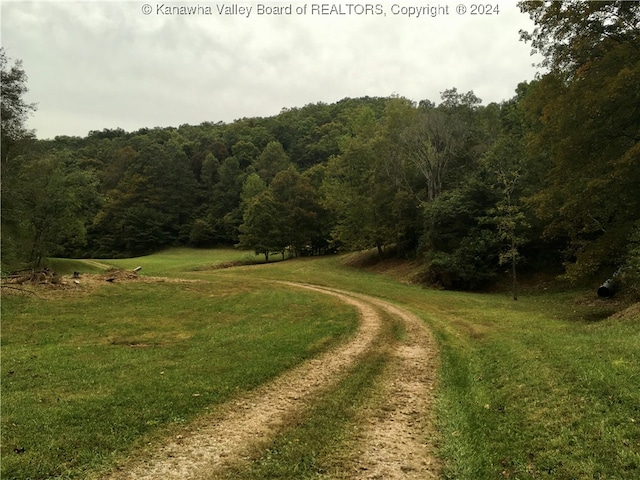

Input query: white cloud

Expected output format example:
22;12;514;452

1;1;543;139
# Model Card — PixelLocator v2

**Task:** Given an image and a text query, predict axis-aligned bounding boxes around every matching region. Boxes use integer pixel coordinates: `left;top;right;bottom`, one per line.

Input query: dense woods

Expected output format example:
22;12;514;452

2;1;639;294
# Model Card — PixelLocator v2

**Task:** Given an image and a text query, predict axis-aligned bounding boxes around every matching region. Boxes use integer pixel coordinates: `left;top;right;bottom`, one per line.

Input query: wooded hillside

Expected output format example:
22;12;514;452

2;1;639;293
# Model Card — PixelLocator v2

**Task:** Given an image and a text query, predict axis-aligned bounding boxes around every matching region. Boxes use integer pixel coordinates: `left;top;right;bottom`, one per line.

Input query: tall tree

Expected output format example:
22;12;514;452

482;136;530;300
519;1;640;75
0;48;36;158
6;152;100;268
270;167;326;257
401;107;466;201
1;50;43;270
208;156;245;243
254;141;291;184
237;190;284;261
519;0;640;281
323;107;396;256
90;139;198;255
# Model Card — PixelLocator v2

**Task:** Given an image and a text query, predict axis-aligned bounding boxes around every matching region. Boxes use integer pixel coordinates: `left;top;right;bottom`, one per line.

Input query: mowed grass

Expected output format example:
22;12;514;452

425;298;640;479
212;255;640;479
3;249;639;479
1;272;357;479
47;247;265;277
98;248;265;277
221;312;402;480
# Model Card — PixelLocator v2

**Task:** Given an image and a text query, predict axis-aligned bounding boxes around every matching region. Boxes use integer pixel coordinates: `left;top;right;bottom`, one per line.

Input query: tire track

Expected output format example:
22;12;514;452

100;284;382;480
345;292;440;479
100;283;439;480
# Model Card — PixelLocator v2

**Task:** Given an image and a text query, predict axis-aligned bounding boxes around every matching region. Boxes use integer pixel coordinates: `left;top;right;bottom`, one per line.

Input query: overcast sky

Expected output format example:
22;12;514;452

2;0;543;139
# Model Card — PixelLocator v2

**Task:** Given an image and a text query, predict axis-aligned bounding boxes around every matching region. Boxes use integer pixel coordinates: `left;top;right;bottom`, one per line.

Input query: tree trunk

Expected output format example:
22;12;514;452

511;234;518;301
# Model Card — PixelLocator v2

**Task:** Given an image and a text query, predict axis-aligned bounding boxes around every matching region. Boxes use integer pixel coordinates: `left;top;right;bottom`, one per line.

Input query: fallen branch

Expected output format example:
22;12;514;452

0;284;42;298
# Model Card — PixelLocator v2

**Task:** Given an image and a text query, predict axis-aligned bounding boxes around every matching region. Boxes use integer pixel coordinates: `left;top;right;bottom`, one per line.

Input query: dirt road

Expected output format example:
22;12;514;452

100;283;439;479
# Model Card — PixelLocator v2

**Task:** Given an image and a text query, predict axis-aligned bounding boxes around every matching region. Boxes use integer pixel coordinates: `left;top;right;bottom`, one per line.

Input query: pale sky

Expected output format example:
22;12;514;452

1;1;543;139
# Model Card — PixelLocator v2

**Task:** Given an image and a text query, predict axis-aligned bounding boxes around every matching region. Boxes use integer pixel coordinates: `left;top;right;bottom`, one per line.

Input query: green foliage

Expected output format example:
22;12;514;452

241;172;267;204
5;5;638;291
232;140;260;169
2;151;100;270
238;190;285;260
518;0;640;75
322;107;399;256
420;171;504;290
520;0;640;283
238;167;329;259
254;140;291;184
0;48;36;147
89;138;199;256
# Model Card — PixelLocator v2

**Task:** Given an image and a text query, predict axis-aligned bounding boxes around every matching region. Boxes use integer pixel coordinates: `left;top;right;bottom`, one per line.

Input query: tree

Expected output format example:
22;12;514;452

519;0;640;282
322;107;396;256
1;48;37;157
254;141;291;184
270;167;326;257
421;176;502;290
401;108;466;201
478;92;536;299
89;139;199;255
241;172;267;204
231;140;260;169
1;49;37;269
5;152;100;268
439;87;482;111
237;190;285;261
518;1;640;75
483;140;530;300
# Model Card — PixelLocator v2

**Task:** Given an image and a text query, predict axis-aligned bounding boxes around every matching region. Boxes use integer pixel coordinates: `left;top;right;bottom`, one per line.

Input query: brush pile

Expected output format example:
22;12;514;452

3;268;63;285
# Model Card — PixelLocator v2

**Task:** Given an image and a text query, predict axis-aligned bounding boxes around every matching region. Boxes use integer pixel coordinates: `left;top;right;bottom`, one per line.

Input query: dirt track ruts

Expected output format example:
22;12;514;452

99;282;439;479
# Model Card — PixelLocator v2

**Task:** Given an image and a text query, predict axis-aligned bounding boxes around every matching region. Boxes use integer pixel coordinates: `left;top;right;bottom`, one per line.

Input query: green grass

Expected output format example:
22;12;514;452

432;304;640;479
1;275;357;480
3;249;639;479
44;258;107;275
214;256;639;479
221;314;400;480
100;247;264;276
46;247;265;277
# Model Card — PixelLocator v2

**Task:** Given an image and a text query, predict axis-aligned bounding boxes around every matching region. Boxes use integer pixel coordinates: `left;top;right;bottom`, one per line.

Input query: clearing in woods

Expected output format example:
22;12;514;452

99;282;440;479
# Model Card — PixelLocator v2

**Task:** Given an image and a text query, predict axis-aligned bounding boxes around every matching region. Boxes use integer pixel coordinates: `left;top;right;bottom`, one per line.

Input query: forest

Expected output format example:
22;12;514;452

2;1;639;295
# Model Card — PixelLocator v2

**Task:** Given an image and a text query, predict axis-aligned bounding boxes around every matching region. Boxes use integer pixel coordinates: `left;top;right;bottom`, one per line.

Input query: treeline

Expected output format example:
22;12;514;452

2;1;639;292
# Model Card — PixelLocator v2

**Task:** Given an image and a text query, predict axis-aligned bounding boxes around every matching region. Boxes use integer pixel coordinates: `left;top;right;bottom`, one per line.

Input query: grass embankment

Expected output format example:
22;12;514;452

1;253;357;480
2;249;639;479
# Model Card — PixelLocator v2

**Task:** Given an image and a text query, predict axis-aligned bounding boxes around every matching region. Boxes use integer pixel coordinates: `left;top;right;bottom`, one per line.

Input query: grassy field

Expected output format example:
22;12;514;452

2;249;639;479
1;253;356;479
46;247;265;277
211;255;640;479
